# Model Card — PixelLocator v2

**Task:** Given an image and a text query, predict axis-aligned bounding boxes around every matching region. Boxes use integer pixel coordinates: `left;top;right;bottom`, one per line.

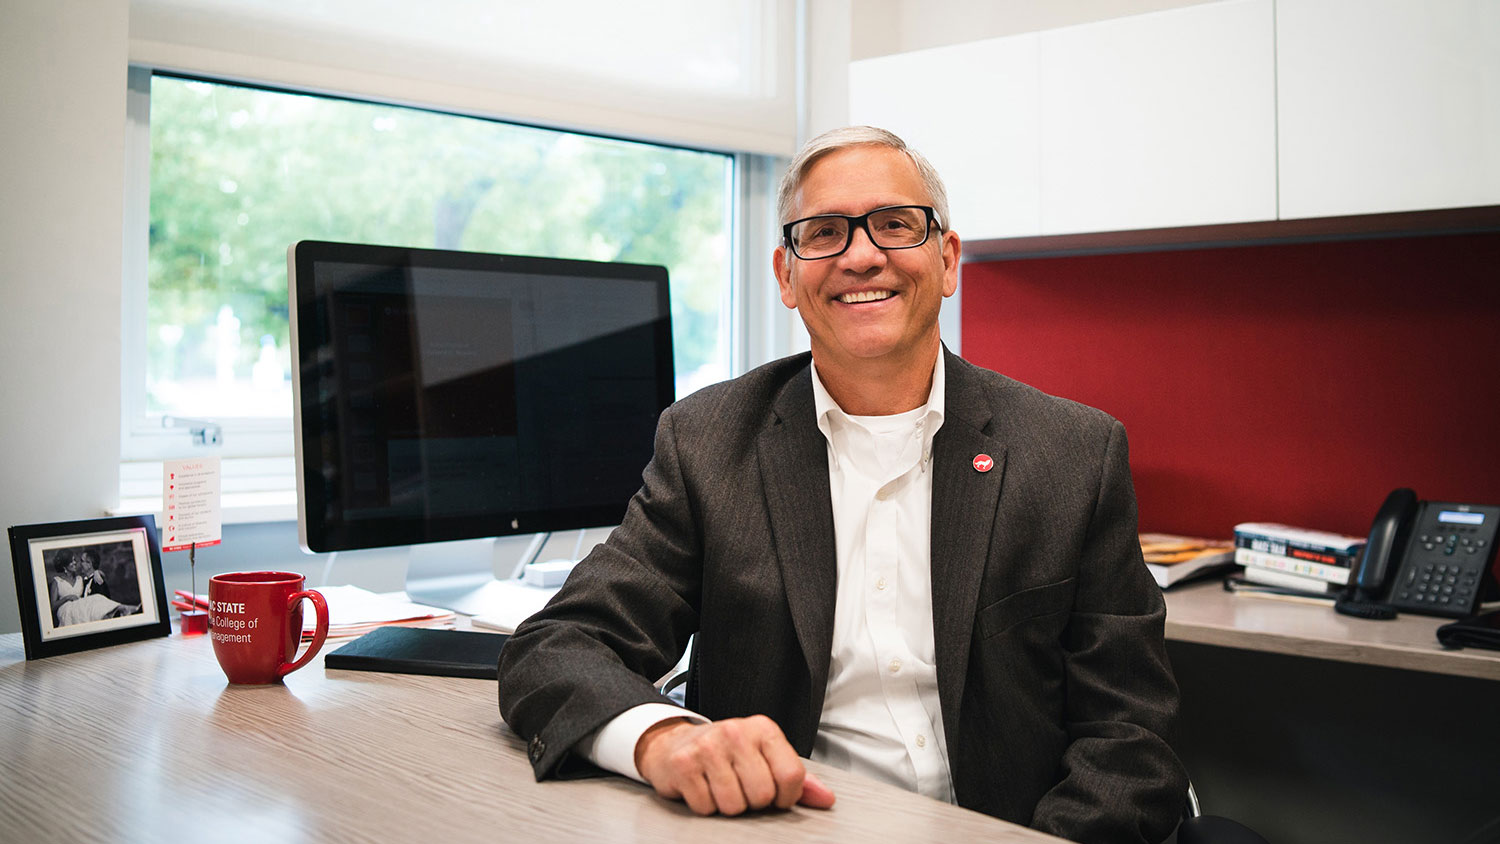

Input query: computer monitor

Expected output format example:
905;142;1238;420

288;241;673;607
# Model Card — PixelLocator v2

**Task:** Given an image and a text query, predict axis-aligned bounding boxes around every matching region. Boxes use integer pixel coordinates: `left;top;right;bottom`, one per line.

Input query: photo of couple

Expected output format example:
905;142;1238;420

46;544;143;627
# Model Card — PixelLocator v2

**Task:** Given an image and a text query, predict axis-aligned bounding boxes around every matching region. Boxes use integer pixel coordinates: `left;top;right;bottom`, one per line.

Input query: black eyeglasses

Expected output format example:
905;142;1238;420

781;205;942;260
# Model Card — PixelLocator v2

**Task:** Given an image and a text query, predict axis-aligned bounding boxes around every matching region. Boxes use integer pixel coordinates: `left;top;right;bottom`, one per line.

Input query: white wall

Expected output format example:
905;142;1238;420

0;0;131;633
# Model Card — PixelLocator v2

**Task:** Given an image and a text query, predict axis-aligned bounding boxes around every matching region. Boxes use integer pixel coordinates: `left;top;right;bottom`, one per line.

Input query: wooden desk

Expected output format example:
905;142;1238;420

0;631;1059;844
1162;580;1500;680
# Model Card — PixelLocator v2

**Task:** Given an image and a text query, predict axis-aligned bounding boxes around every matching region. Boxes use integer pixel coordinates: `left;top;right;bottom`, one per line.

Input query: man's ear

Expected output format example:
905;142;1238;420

940;230;962;298
773;245;798;310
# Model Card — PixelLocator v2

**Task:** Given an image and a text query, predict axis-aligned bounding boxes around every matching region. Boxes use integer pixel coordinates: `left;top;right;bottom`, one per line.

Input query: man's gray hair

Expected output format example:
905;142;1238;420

775;126;951;233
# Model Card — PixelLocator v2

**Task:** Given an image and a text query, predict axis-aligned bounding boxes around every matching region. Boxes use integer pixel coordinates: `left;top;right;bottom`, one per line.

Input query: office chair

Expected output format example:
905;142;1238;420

1176;781;1270;844
661;665;1268;843
660;666;690;700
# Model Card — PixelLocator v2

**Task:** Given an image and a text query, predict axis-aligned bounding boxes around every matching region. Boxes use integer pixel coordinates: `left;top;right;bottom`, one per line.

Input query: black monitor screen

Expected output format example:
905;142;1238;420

289;241;673;553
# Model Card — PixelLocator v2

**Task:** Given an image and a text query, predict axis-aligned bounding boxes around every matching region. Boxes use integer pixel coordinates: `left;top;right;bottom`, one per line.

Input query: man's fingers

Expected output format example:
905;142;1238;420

755;723;811;810
796;771;836;810
730;752;779;811
704;717;776;815
675;774;718;817
703;756;750;816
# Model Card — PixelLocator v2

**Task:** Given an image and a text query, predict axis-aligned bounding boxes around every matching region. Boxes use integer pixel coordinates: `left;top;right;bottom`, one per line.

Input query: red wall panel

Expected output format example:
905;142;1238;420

960;232;1500;539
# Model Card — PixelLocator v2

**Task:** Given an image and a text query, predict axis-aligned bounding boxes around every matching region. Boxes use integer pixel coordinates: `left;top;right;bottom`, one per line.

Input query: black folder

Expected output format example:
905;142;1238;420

324;626;508;680
1437;610;1500;651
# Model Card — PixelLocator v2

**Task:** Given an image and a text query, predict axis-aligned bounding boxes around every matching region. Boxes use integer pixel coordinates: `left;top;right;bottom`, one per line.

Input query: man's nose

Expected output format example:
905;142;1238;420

839;222;886;267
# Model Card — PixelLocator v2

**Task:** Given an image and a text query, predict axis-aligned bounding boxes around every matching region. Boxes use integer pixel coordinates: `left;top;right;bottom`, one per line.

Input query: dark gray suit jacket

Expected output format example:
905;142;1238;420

498;350;1186;843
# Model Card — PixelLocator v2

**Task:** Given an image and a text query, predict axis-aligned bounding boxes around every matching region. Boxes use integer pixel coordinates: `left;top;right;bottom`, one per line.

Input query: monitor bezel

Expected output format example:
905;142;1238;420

288;239;673;554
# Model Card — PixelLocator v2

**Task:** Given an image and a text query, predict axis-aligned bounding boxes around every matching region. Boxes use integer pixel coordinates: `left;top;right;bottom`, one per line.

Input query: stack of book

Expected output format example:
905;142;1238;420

1140;533;1236;588
1232;522;1366;594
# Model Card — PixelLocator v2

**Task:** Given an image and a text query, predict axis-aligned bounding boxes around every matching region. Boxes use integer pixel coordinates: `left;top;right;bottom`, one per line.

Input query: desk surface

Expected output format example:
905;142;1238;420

1163;580;1500;680
0;630;1057;844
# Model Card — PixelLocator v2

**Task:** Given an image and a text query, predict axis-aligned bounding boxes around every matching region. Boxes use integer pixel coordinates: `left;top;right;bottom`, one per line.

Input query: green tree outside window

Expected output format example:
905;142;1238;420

147;75;732;418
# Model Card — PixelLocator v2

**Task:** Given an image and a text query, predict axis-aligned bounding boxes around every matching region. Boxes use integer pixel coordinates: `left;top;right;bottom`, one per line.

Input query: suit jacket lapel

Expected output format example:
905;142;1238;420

930;350;1007;746
757;364;837;713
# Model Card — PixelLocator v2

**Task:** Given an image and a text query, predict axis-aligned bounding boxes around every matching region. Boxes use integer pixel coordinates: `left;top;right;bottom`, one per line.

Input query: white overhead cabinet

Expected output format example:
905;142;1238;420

849;34;1042;240
1037;0;1277;234
849;0;1276;241
849;0;1498;245
1276;0;1500;219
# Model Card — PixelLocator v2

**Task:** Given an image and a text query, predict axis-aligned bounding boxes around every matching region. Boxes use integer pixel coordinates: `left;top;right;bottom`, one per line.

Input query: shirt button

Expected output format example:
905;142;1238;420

916;734;926;748
875;577;887;591
888;658;902;674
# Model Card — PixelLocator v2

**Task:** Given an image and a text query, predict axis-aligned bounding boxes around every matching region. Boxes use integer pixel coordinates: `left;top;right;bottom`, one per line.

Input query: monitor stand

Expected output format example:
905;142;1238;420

315;529;599;631
418;530;601;631
400;533;548;625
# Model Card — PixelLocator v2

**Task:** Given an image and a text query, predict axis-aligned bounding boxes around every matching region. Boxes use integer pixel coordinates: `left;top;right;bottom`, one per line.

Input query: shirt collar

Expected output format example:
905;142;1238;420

810;350;946;448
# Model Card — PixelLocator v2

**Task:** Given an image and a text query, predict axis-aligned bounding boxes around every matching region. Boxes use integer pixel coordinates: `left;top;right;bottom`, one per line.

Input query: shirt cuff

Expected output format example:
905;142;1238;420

575;703;710;783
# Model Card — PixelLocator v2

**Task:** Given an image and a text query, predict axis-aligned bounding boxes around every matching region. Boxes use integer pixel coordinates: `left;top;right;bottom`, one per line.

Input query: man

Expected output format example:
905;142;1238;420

499;126;1186;843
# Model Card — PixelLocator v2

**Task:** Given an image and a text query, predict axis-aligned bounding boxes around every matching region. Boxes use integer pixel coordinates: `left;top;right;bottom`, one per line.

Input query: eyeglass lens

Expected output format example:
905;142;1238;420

789;206;930;259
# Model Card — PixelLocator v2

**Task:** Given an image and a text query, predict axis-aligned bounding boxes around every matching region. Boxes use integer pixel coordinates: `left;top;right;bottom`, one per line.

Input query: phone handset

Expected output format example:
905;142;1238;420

1335;487;1418;620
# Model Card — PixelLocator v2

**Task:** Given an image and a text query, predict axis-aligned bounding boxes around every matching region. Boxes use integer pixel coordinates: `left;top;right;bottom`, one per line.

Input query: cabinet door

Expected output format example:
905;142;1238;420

849;33;1041;241
1038;0;1277;234
1277;0;1500;219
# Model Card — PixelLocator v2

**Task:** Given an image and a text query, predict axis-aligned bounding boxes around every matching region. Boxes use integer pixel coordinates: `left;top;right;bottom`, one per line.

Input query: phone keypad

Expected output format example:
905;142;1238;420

1395;563;1479;609
1390;506;1500;618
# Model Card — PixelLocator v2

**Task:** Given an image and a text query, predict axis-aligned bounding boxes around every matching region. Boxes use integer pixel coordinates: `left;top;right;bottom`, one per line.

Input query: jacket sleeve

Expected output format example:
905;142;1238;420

497;403;704;780
1030;420;1189;844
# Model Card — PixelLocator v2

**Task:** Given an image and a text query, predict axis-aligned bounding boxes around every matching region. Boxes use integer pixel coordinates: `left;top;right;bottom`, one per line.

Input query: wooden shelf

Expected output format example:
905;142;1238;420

1164;579;1500;681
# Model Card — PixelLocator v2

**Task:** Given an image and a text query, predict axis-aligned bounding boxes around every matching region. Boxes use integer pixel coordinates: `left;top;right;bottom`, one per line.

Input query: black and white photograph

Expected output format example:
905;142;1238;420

8;516;171;660
45;542;144;627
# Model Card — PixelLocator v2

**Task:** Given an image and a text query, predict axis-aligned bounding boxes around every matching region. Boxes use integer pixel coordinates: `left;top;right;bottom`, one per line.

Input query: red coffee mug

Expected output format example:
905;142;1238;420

208;571;329;685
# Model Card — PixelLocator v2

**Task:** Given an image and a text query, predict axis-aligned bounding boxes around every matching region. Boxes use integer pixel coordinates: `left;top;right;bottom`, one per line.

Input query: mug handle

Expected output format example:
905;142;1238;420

278;589;330;678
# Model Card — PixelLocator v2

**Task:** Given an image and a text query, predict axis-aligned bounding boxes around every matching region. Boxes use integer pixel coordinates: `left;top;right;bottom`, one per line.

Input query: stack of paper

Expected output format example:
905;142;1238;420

176;585;455;640
302;585;456;639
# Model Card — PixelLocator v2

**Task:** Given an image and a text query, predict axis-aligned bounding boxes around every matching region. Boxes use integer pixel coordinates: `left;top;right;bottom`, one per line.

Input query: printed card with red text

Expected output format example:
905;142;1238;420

162;457;222;552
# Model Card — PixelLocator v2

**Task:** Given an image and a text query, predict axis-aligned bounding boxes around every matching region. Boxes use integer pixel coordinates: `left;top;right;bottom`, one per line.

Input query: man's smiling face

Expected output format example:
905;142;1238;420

773;145;959;376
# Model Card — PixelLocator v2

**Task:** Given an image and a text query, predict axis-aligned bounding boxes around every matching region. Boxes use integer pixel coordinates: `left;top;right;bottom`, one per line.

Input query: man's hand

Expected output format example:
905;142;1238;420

634;715;836;816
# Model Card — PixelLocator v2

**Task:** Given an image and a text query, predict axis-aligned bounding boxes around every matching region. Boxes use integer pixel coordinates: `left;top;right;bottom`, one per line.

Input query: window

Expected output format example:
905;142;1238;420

124;72;735;461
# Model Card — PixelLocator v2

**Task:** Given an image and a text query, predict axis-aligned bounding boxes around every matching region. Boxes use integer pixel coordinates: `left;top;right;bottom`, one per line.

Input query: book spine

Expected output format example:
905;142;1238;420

1233;532;1361;566
1239;563;1341;593
1232;523;1366;554
1234;547;1353;586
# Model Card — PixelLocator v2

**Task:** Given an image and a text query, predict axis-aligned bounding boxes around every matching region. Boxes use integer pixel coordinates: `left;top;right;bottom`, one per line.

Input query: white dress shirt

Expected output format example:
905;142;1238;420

807;351;952;801
578;353;953;803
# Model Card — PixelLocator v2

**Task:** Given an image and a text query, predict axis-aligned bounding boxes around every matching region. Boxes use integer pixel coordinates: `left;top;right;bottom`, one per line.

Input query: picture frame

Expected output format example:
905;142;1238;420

8;515;171;660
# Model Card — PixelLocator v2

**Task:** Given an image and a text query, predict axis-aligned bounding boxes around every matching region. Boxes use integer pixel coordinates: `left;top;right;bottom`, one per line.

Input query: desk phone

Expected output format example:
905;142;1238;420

1337;488;1500;620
